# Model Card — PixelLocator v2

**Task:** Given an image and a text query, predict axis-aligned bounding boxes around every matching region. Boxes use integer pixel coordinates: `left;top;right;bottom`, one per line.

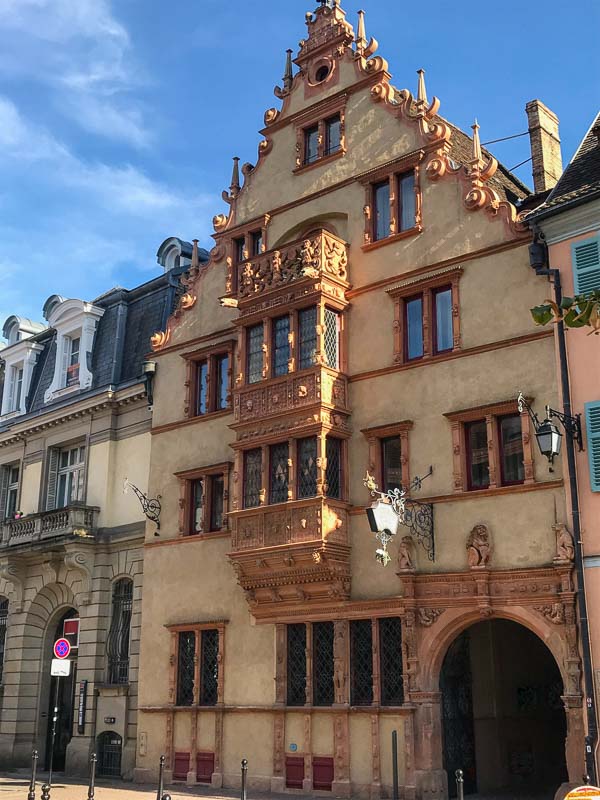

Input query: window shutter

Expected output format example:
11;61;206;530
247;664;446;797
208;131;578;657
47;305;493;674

60;338;70;387
585;401;600;492
0;467;9;520
45;448;60;510
6;369;15;411
573;238;600;294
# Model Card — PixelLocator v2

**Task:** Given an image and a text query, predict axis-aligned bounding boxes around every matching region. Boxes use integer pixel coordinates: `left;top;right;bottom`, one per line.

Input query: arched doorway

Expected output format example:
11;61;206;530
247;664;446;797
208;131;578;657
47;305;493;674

440;619;567;798
42;608;79;772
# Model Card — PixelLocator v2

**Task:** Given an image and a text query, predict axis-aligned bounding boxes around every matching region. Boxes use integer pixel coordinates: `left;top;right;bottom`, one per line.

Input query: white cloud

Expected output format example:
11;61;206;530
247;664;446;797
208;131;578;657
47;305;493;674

0;0;148;148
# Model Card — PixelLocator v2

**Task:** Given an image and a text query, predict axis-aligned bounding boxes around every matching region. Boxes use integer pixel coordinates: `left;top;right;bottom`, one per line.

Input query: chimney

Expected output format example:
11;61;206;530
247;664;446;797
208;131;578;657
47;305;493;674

526;100;563;193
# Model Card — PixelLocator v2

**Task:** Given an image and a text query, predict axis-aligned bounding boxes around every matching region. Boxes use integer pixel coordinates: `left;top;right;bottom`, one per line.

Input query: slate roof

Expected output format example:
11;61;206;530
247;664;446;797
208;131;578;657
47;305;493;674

527;111;600;220
0;253;209;430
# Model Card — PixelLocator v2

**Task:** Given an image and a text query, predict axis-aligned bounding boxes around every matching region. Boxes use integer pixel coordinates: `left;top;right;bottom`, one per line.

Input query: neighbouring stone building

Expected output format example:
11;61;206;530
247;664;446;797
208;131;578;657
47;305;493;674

0;240;206;778
135;3;591;798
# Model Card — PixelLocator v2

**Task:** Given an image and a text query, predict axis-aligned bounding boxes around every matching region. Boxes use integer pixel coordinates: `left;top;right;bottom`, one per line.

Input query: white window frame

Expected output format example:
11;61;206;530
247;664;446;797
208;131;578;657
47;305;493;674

56;446;86;508
44;299;104;402
0;341;44;419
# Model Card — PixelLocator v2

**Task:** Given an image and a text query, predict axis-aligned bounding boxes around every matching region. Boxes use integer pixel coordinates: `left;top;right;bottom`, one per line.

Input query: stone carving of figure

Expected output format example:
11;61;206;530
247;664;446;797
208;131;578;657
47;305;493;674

466;524;491;568
554;523;575;563
271;250;283;284
241;262;255;295
397;536;415;571
300;239;318;277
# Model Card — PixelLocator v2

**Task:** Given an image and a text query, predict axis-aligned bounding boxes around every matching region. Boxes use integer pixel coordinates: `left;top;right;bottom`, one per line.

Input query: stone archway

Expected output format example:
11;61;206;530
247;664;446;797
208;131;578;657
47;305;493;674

439;619;568;798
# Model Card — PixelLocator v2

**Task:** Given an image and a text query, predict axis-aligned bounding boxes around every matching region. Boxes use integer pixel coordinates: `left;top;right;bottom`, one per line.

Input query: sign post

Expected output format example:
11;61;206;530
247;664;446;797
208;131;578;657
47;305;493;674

48;639;71;787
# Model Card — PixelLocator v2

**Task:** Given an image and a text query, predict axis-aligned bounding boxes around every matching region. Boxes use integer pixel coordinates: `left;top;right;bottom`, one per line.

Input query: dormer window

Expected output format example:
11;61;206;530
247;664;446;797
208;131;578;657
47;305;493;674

43;298;104;403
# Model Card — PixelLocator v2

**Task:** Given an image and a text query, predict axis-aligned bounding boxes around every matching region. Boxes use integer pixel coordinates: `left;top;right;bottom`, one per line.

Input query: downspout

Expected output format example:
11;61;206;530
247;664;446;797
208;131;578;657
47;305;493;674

529;226;598;783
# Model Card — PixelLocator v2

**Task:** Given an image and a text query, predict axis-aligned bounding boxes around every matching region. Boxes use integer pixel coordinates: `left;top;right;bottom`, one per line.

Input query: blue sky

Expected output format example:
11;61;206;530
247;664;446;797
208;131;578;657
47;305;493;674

0;0;598;331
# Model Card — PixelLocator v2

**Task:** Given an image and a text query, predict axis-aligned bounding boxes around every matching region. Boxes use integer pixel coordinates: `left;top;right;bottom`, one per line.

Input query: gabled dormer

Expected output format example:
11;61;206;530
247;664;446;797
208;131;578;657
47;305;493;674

43;296;105;403
0;317;46;420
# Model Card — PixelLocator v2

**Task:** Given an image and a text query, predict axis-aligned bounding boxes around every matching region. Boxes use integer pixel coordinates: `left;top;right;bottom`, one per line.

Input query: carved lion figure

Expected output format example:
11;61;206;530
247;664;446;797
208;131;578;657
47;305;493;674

466;524;491;568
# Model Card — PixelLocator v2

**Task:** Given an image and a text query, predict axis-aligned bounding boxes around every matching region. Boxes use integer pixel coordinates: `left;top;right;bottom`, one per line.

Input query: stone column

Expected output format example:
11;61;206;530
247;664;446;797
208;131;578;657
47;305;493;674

411;691;447;800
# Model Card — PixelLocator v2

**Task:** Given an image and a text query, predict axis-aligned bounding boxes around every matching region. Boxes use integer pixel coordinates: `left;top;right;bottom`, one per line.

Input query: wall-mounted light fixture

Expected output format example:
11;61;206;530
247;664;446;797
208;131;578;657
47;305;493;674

142;360;157;407
518;392;583;465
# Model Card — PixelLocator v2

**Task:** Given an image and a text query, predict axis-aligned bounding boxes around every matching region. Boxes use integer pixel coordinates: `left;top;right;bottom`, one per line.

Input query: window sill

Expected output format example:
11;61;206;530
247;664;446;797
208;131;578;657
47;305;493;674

293;148;345;176
362;225;423;253
49;383;81;401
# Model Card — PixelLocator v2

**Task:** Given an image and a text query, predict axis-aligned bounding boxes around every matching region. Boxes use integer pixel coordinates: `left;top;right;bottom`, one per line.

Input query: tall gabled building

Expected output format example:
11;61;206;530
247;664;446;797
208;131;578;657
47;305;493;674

0;241;207;778
137;4;585;797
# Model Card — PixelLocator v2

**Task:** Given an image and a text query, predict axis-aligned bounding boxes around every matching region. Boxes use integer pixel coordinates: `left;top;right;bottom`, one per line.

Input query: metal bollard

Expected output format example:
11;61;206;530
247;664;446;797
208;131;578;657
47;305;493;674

455;769;464;800
27;751;38;800
86;753;97;800
156;755;165;800
584;774;591;785
241;759;248;800
41;784;51;800
161;795;172;800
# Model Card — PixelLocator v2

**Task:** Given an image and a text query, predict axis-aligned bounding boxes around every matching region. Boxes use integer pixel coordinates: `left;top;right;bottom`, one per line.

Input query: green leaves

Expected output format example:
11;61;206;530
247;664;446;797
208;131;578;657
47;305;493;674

530;290;600;335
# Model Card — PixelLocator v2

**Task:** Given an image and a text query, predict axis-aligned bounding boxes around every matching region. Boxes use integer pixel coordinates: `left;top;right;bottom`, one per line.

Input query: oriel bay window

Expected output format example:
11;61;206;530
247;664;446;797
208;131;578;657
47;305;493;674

185;343;233;418
172;623;225;707
240;435;346;509
177;464;230;536
446;399;534;493
241;304;343;384
387;268;462;365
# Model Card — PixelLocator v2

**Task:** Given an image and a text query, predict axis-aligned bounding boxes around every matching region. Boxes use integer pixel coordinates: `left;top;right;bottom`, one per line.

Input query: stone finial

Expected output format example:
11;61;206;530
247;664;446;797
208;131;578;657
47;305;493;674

417;68;428;105
229;157;241;198
472;119;483;164
191;239;199;270
283;49;294;92
355;10;367;54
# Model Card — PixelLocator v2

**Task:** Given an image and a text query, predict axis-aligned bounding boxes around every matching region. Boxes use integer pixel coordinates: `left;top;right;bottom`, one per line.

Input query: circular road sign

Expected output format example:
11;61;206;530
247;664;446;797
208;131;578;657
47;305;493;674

54;638;71;660
566;788;600;799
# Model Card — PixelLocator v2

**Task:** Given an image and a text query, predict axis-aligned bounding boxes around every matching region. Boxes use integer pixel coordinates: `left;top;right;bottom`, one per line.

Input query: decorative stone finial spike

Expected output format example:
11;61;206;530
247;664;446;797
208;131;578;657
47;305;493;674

229;157;241;197
191;240;199;270
417;69;428;105
283;49;293;92
472;119;482;163
356;10;367;55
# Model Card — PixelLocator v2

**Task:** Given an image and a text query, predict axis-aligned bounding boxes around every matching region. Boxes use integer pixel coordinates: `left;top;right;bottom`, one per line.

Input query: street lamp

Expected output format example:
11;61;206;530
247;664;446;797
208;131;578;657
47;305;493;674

517;392;583;465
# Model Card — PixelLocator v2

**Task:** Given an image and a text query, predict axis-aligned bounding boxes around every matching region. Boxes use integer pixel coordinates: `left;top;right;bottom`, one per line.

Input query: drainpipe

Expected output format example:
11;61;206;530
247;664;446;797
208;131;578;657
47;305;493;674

529;228;598;783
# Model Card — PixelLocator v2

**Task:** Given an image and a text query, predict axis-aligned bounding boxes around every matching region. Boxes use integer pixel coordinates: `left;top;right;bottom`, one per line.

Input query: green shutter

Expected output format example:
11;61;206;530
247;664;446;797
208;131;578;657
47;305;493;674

45;449;60;510
0;467;9;520
585;401;600;492
572;238;600;294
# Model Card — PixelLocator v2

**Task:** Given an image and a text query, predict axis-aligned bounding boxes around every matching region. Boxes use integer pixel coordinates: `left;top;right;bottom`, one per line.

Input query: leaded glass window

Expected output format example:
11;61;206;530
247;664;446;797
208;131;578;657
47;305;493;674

210;475;224;531
325;115;341;156
273;316;290;378
382;437;402;493
243;449;262;508
107;579;133;685
215;355;229;410
379;617;404;706
177;632;196;706
313;622;334;706
269;443;289;505
298;307;317;370
499;414;524;485
399;172;416;231
247;324;264;384
373;180;390;241
0;597;8;683
297;437;317;498
200;629;219;706
466;420;489;490
323;308;340;369
350;620;373;705
325;437;342;499
192;478;204;534
287;623;307;706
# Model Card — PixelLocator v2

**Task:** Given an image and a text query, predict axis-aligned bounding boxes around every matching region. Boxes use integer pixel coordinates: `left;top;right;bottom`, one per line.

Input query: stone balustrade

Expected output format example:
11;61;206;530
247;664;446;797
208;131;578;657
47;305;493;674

1;503;100;547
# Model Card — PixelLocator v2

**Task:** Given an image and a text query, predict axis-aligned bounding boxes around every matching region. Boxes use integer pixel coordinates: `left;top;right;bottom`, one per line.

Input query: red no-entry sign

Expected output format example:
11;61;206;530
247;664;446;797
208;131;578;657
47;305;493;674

53;638;71;660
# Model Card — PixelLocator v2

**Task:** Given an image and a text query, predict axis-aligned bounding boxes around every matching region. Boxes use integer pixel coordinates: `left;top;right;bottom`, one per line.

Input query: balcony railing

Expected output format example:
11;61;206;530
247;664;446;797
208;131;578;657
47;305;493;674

1;503;100;547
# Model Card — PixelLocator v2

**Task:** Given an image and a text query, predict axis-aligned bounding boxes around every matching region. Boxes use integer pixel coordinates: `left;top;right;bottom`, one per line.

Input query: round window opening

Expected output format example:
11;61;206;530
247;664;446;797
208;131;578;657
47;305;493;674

315;65;330;83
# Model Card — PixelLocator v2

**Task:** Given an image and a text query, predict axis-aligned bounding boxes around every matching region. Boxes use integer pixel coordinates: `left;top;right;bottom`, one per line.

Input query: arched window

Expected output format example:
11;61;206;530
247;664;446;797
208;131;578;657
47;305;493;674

0;597;8;682
107;579;133;685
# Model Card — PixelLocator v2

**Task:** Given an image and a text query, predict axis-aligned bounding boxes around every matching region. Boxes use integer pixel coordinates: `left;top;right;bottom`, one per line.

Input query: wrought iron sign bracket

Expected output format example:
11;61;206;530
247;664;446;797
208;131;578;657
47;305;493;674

123;479;162;534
